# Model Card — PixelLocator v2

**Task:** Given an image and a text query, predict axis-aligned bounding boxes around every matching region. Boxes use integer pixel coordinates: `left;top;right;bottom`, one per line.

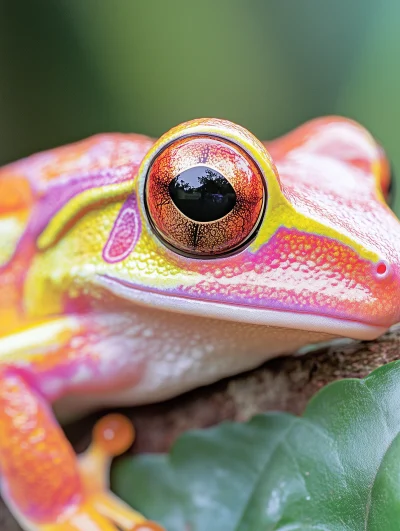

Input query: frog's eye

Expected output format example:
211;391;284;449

144;135;266;257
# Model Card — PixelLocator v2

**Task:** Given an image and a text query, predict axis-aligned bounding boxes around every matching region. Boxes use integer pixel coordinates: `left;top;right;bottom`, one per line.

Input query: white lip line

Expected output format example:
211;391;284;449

98;274;386;341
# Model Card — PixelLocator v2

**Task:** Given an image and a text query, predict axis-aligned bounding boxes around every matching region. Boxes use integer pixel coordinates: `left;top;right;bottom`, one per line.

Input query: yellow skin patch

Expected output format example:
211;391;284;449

0;215;27;266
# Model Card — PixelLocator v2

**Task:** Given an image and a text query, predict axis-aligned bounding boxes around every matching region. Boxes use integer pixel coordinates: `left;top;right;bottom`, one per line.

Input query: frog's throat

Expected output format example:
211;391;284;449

98;274;386;341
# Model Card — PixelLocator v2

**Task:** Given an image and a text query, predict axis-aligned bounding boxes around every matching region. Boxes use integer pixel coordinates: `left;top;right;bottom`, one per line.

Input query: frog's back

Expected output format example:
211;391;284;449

0;163;33;267
0;133;154;335
0;160;35;334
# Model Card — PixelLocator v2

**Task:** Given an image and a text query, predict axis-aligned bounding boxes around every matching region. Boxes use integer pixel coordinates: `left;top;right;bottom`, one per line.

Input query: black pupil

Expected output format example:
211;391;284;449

168;166;236;222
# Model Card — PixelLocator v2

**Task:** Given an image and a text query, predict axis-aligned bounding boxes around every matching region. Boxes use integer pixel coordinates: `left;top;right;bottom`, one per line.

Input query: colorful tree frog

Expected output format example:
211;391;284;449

0;116;399;530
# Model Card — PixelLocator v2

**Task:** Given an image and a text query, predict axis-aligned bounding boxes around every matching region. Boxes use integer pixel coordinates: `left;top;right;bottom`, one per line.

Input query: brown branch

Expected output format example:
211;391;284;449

2;325;400;530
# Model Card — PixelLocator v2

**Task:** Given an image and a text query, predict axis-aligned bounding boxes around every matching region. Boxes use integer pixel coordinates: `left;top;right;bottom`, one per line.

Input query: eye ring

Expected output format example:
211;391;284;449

143;133;267;258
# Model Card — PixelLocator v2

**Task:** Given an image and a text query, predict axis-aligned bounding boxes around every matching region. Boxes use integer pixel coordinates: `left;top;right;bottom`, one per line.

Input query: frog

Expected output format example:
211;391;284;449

0;116;399;531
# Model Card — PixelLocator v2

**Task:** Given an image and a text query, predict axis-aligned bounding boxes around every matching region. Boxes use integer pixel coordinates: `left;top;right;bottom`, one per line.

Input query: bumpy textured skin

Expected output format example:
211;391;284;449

0;117;399;529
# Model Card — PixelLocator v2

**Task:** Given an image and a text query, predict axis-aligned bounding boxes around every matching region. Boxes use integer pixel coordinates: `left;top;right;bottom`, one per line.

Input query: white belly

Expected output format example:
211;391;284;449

54;304;334;420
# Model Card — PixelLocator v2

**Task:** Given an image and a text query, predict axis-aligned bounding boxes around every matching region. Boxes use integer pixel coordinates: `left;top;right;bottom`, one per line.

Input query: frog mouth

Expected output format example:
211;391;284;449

98;274;387;341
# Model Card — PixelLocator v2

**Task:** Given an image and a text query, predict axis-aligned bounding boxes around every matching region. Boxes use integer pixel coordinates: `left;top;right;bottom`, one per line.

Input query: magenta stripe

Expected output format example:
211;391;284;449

29;164;136;238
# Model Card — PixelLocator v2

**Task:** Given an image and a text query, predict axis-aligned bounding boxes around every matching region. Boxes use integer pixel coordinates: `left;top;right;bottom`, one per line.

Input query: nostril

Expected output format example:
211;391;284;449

375;260;391;279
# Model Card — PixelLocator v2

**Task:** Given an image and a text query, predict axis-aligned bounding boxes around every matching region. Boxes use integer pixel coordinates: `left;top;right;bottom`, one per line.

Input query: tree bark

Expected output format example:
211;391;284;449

2;325;400;530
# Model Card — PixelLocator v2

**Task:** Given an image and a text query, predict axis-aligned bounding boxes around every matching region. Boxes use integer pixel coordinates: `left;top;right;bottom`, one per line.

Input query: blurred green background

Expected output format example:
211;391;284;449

0;0;399;213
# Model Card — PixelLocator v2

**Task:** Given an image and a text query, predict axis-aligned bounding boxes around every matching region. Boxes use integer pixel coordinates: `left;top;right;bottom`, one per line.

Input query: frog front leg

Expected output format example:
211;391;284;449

0;316;164;531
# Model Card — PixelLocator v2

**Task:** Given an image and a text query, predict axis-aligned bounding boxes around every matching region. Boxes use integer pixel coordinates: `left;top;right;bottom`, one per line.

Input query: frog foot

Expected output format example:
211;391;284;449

0;367;164;530
8;414;164;531
65;413;165;531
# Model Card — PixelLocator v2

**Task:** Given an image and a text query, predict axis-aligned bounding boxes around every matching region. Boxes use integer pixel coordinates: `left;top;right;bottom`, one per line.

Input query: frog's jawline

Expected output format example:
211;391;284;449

99;274;385;341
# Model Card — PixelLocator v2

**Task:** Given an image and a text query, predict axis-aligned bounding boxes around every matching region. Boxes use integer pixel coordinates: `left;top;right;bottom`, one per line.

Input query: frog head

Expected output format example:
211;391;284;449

29;118;400;340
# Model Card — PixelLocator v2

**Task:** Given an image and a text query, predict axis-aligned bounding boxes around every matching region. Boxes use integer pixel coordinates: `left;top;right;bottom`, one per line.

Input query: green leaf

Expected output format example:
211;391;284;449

112;361;400;530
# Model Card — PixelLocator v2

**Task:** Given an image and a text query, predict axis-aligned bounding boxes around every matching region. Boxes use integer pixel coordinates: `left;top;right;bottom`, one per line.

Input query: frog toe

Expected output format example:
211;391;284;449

91;491;147;530
44;506;121;530
78;414;164;531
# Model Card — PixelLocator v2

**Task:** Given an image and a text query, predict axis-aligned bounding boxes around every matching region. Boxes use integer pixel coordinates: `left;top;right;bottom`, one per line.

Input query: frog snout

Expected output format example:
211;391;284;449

369;259;400;327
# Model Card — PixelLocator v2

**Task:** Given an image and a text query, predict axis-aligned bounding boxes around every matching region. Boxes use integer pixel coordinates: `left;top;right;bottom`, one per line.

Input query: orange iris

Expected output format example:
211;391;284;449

145;135;266;257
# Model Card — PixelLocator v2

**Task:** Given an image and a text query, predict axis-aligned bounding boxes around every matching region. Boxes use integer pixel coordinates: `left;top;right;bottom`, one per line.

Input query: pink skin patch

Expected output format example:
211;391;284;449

102;193;141;263
163;227;399;326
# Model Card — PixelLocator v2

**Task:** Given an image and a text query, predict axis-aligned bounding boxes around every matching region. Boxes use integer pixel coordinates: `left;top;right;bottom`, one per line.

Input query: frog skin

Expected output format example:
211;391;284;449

0;116;399;530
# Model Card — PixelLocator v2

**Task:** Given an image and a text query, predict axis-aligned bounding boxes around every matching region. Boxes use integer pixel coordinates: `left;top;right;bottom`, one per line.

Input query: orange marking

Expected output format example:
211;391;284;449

0;368;83;523
0;173;33;212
